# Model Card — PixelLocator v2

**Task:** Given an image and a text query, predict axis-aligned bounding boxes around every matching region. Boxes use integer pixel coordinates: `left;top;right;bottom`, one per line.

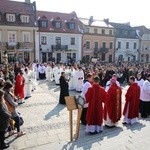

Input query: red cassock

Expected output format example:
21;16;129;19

123;83;140;119
14;74;25;99
85;84;107;126
104;84;122;123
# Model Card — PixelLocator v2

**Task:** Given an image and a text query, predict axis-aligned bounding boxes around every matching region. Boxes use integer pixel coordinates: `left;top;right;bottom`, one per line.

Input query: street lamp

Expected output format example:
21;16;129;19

3;50;9;80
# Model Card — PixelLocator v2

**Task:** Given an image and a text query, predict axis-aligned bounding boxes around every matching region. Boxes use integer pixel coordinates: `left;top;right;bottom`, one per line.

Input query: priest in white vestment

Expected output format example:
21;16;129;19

24;68;32;99
75;67;84;92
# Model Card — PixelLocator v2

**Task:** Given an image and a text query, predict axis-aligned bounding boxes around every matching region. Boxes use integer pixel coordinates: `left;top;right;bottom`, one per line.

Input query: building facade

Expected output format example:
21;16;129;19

108;21;139;63
134;26;150;63
36;11;83;63
80;17;115;63
0;0;37;63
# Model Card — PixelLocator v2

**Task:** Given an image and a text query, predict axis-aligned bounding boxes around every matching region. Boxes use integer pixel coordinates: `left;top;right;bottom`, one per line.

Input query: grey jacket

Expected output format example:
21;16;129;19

0;102;11;131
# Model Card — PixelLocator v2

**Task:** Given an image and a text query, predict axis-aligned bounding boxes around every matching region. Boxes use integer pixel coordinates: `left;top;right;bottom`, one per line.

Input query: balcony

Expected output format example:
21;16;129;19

94;47;109;54
99;47;109;53
6;42;20;50
19;42;34;49
51;45;68;51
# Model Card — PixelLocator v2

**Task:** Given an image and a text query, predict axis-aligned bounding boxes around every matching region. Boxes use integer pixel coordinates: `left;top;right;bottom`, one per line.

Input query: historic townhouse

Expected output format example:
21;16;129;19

133;26;150;63
80;17;115;63
0;0;37;63
35;11;83;63
107;20;140;63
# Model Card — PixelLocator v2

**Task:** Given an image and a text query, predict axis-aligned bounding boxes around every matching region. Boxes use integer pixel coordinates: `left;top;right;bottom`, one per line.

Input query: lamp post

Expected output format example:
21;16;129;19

3;50;9;80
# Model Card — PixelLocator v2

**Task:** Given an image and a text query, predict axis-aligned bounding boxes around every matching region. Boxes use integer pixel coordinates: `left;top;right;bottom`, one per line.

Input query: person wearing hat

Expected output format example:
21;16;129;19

104;77;122;128
140;73;150;118
105;74;120;92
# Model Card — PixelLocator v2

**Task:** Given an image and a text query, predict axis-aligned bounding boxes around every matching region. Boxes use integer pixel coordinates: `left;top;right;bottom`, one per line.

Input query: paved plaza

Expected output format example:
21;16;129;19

5;81;150;150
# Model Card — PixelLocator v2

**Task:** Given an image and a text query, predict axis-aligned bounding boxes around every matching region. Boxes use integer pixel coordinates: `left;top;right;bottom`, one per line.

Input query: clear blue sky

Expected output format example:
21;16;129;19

12;0;150;28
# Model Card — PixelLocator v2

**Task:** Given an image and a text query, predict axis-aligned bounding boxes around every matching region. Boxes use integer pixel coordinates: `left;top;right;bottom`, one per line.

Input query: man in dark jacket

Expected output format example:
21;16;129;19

59;72;69;104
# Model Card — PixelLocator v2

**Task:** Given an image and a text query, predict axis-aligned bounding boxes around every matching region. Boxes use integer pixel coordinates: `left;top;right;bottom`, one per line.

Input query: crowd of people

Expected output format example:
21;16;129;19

0;61;150;149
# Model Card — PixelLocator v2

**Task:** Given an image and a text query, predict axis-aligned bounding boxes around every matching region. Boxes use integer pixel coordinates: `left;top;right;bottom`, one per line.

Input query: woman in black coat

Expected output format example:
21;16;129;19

59;72;69;104
0;89;11;149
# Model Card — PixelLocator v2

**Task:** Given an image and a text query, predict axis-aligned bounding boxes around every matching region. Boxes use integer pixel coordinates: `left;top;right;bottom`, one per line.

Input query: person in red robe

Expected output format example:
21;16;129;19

14;70;25;104
85;76;107;134
123;76;140;125
104;78;122;128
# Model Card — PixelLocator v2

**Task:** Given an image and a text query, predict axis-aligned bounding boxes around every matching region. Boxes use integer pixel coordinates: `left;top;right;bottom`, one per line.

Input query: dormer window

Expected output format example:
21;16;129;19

41;21;47;28
21;15;30;23
55;21;61;29
68;22;75;30
6;13;16;22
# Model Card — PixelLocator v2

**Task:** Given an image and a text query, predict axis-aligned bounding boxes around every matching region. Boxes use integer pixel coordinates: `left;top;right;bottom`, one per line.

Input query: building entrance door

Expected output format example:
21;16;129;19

42;52;46;63
56;53;61;63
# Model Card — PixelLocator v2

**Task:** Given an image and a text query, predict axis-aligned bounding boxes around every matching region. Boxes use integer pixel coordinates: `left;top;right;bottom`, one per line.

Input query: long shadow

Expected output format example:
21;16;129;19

123;122;146;131
44;103;65;120
61;125;123;150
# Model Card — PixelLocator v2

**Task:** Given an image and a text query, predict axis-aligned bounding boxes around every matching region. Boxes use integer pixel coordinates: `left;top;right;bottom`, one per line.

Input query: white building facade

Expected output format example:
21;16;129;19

115;38;139;62
36;11;83;63
35;32;82;63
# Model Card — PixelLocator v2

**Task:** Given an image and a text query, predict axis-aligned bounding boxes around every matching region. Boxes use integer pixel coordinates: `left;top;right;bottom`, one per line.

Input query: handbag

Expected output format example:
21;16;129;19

5;100;14;113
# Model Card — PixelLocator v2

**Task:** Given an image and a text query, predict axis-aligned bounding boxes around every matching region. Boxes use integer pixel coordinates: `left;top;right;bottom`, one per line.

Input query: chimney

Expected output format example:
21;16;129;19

25;0;31;3
88;16;93;26
104;18;109;25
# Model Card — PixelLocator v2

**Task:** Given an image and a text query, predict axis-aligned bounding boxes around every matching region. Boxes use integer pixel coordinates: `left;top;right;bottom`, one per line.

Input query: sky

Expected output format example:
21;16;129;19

12;0;150;28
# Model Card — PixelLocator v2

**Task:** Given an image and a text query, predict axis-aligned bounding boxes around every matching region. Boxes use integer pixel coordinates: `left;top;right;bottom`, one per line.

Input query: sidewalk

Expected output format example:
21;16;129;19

6;81;150;150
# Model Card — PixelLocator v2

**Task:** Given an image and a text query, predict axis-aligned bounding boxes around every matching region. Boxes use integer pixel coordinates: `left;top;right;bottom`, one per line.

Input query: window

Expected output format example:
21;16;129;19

126;42;129;49
102;42;106;48
0;13;1;21
0;31;1;42
70;37;75;45
94;42;98;49
85;27;89;33
56;37;61;45
102;29;105;34
109;30;113;35
8;31;17;45
69;23;75;29
94;28;98;34
23;32;30;43
110;42;113;49
6;14;16;22
55;21;61;29
118;42;121;49
41;21;47;28
41;36;47;45
134;42;137;49
86;41;90;49
73;53;76;61
21;15;30;23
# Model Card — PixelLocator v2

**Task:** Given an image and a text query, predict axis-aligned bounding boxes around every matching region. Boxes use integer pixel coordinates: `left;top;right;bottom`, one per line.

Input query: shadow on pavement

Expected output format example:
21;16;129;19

44;104;65;120
124;122;146;131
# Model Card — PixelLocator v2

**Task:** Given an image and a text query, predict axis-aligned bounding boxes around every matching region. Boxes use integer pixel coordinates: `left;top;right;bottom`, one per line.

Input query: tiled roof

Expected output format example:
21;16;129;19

79;18;114;28
37;11;83;34
109;22;138;39
133;26;150;36
109;22;132;30
0;0;37;27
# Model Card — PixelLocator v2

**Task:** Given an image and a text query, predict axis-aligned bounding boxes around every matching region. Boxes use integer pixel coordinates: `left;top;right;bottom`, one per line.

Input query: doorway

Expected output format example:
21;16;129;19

56;53;61;63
